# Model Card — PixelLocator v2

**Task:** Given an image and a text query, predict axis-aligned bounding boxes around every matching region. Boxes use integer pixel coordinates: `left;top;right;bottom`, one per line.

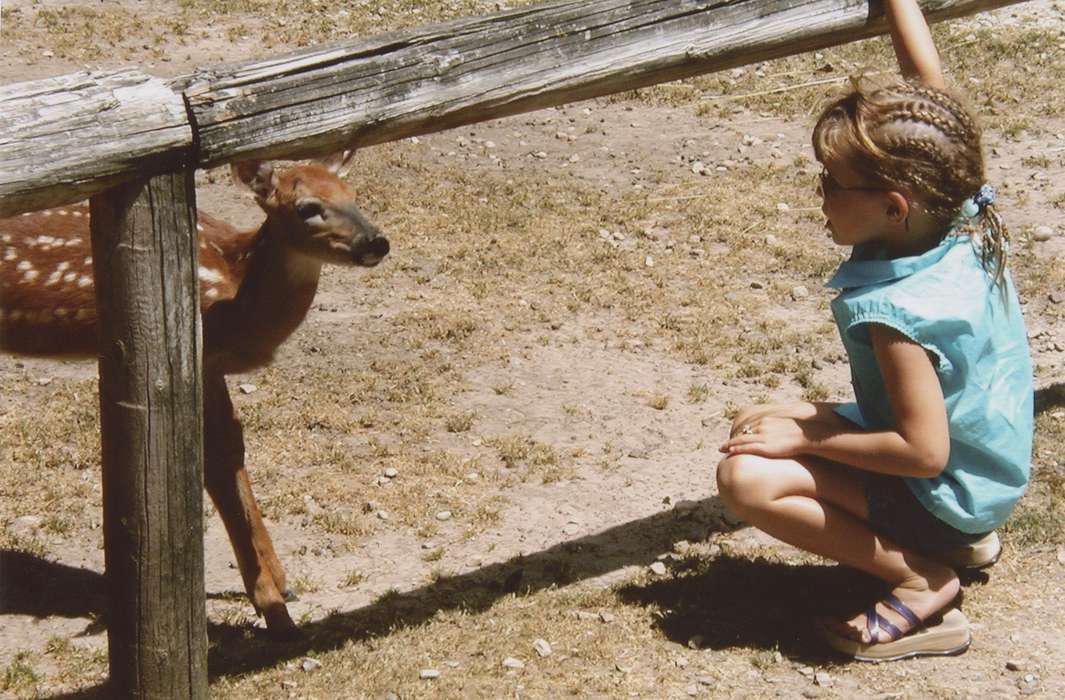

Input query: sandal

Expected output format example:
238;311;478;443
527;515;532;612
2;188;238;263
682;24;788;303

815;593;971;662
938;531;1001;571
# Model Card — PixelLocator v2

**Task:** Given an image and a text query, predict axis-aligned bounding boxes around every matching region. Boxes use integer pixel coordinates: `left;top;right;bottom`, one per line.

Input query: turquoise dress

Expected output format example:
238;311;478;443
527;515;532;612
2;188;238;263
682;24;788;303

826;234;1033;534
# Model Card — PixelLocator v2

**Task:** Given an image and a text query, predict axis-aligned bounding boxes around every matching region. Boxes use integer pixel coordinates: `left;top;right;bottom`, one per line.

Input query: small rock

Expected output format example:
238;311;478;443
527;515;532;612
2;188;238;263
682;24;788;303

532;151;548;159
649;561;668;576
1050;292;1065;304
599;611;616;623
301;658;322;672
814;671;833;687
645;256;654;268
6;515;42;536
502;657;525;669
383;467;399;478
1033;225;1055;241
1007;660;1026;672
563;523;580;535
238;383;257;394
791;285;810;300
533;639;552;657
1057;545;1065;564
802;690;823;699
686;684;699;696
673;540;691;554
615;663;632;673
674;655;689;668
777;202;791;211
376;510;390;520
696;675;714;686
765;234;780;246
435;510;452;521
691;161;708;175
797;665;815;677
419;669;440;679
362;501;378;513
576;611;600;621
750;280;766;290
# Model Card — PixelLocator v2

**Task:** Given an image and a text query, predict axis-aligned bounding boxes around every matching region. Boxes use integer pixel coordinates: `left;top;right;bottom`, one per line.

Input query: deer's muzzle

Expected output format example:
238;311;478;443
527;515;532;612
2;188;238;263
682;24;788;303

352;235;390;266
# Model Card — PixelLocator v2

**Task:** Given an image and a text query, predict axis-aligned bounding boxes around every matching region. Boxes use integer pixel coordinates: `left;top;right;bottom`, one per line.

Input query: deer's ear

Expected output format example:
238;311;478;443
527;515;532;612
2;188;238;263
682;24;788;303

231;160;277;200
318;150;356;178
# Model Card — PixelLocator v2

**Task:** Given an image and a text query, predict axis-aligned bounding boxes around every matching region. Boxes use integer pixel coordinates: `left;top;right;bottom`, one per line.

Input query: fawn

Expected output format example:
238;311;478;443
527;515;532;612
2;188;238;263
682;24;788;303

0;152;389;635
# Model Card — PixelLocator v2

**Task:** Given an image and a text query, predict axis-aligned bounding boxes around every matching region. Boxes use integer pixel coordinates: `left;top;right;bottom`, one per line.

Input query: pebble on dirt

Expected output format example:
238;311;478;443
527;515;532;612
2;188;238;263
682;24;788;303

502;657;525;669
419;669;440;679
649;561;668;575
533;639;552;657
301;658;322;672
1032;225;1055;241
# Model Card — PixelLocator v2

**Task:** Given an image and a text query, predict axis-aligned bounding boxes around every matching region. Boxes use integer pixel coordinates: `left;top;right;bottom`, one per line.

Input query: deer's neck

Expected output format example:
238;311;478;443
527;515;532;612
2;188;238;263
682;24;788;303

205;216;324;373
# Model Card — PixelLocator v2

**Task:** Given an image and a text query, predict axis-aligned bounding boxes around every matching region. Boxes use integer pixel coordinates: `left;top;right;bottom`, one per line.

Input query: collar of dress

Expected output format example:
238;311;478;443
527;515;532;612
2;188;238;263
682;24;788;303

825;234;967;290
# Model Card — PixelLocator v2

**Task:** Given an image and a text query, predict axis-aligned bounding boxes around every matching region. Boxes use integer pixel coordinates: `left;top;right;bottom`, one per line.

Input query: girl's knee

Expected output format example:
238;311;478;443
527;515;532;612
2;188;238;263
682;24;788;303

716;454;779;513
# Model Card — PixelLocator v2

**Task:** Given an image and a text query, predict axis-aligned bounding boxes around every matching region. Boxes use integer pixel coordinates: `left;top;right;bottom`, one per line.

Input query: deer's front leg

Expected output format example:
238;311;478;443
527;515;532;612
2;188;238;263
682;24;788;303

203;373;297;637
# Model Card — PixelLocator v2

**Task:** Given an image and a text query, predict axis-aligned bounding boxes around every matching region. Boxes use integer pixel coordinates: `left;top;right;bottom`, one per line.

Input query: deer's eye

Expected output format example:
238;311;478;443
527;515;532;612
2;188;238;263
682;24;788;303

297;201;325;221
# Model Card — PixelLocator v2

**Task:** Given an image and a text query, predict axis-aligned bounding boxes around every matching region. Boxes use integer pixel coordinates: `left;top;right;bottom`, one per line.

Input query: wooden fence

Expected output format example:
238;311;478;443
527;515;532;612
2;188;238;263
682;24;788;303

0;0;1025;696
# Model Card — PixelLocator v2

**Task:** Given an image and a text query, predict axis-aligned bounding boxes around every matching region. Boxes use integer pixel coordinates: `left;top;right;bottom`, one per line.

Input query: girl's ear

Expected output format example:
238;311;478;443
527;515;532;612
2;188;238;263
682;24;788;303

885;191;910;226
231;160;277;201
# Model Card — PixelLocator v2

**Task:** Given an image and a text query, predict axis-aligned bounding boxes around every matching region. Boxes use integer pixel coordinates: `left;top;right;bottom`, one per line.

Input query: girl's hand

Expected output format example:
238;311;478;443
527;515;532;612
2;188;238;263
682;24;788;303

720;416;813;458
729;401;830;438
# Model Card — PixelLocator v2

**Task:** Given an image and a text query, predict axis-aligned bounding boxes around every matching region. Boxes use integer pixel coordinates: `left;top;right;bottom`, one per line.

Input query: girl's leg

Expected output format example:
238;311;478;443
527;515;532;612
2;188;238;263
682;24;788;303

716;453;959;642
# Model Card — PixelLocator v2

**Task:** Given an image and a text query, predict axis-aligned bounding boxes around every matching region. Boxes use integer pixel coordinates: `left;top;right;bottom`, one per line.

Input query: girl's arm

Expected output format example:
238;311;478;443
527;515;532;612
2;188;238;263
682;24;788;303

721;325;950;478
886;0;946;88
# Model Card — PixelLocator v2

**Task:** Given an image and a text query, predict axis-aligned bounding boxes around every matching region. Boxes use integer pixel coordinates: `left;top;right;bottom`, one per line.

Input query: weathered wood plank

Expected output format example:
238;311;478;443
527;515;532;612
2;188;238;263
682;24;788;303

91;169;206;699
184;0;1025;166
0;70;192;218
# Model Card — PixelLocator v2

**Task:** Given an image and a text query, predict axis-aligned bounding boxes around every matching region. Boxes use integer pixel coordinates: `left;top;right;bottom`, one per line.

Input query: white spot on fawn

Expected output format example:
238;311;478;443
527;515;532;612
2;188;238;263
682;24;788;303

22;269;39;282
77;275;93;289
9;310;24;322
57;210;68;216
46;271;62;286
196;224;205;232
63;272;77;284
66;238;83;247
72;211;84;218
205;288;219;300
83;256;93;266
3;249;16;261
17;260;33;272
0;234;10;243
198;266;224;284
75;309;92;321
56;261;70;272
54;308;70;318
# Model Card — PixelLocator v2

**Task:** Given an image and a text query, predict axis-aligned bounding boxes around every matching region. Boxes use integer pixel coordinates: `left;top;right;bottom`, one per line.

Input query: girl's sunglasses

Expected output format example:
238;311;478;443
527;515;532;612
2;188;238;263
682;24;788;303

816;168;894;197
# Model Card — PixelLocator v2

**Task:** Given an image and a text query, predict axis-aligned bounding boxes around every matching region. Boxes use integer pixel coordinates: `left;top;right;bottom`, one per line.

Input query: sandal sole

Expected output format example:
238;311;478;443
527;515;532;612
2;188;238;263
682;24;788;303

816;608;971;663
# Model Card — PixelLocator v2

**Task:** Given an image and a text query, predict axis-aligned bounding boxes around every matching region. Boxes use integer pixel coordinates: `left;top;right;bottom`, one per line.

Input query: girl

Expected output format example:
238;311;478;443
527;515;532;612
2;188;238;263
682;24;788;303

716;0;1033;662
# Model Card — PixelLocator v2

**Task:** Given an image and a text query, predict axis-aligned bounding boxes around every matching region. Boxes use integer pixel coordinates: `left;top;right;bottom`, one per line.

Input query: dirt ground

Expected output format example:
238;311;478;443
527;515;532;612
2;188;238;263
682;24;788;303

2;1;1065;698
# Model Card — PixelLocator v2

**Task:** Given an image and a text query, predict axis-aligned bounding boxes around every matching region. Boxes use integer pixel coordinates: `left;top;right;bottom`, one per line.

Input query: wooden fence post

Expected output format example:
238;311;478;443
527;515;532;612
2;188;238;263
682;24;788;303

90;165;207;699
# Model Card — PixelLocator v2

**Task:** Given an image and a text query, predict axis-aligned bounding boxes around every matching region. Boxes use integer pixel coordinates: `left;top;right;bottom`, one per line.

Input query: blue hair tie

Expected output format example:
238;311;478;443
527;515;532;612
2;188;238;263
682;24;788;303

960;184;995;219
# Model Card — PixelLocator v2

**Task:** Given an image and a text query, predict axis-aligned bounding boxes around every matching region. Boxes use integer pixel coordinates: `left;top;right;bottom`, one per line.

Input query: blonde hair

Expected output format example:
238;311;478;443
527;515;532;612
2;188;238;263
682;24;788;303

812;78;1008;286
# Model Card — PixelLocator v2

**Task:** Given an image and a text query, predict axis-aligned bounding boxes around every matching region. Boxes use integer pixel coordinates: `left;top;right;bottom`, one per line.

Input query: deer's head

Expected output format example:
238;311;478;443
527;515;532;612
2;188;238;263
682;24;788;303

231;151;389;267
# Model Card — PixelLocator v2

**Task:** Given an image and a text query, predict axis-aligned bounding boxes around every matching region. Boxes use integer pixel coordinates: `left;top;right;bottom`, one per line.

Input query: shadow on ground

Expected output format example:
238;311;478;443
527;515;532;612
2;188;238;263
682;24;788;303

5;496;754;697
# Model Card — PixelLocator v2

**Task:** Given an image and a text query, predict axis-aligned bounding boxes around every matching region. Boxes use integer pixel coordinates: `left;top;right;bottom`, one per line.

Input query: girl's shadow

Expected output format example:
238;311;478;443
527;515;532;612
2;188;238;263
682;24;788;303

616;553;889;660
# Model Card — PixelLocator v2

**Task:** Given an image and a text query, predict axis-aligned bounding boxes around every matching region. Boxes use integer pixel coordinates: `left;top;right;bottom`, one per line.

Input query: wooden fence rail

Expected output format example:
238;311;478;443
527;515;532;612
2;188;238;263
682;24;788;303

1;0;1025;218
0;0;1030;697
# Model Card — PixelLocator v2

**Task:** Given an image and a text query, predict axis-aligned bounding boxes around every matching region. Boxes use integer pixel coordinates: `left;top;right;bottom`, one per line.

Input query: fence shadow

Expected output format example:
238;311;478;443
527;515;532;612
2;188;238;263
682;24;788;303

8;497;742;697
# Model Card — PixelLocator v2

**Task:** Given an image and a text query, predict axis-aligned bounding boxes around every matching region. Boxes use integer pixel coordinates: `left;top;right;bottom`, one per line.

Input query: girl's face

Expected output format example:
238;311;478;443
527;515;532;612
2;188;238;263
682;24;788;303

817;159;903;248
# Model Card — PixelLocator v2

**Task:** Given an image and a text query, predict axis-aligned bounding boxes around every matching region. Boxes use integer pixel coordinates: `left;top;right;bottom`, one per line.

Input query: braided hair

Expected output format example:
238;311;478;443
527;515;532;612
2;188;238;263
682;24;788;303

812;77;1008;287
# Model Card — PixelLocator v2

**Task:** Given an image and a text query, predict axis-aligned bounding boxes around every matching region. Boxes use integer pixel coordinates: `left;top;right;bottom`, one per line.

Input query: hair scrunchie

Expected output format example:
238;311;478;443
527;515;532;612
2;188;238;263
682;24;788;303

960;184;996;219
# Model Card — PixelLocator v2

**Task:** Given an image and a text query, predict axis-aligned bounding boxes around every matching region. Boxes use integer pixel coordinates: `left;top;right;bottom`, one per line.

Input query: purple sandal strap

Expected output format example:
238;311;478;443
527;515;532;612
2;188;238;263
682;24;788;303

881;594;923;629
866;604;903;643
